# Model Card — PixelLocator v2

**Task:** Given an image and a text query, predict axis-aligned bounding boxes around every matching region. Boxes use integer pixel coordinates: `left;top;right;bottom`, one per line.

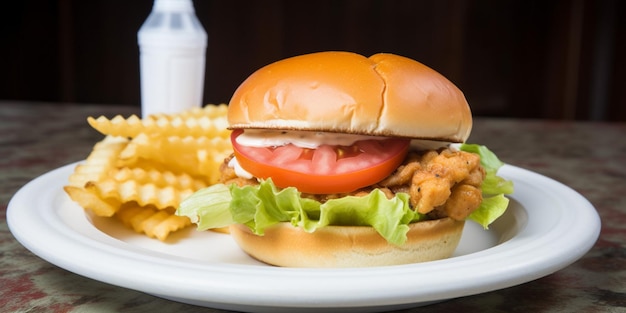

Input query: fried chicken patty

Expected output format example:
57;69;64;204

219;147;486;221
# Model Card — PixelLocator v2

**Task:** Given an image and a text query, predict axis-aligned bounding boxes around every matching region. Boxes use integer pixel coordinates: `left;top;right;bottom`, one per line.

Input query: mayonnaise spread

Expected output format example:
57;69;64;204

235;129;388;149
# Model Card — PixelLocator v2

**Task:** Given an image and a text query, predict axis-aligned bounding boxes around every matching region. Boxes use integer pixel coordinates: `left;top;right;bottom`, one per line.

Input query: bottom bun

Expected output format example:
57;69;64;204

229;218;465;268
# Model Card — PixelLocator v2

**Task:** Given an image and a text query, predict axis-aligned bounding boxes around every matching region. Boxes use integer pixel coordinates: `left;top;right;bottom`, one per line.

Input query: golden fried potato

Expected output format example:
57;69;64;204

64;104;232;241
93;177;198;209
114;203;192;241
88;104;229;139
66;135;129;188
118;134;232;184
111;167;207;190
64;135;129;216
64;185;122;217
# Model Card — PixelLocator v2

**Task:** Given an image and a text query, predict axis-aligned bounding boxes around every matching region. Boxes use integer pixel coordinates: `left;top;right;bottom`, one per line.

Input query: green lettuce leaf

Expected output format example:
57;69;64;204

176;183;234;230
177;144;514;245
179;178;425;245
468;194;510;228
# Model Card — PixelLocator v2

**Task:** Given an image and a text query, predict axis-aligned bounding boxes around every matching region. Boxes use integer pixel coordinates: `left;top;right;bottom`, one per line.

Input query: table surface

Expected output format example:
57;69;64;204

1;101;625;312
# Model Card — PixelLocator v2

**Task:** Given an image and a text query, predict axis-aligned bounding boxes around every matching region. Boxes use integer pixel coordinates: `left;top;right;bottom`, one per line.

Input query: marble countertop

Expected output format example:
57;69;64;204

1;101;624;312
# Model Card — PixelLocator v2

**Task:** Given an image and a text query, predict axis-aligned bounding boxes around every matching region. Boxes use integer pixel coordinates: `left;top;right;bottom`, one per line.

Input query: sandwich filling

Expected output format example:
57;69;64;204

177;130;513;246
223;135;485;221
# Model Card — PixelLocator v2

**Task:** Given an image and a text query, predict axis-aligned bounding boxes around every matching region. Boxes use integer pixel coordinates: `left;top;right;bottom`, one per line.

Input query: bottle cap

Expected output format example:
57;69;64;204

138;0;207;48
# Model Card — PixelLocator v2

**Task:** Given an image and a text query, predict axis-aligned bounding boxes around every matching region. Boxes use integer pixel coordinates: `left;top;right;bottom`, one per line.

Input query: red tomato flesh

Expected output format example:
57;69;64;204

231;129;410;194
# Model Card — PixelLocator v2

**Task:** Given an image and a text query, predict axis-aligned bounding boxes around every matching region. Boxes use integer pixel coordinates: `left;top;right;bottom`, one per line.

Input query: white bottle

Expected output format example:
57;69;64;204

138;0;207;118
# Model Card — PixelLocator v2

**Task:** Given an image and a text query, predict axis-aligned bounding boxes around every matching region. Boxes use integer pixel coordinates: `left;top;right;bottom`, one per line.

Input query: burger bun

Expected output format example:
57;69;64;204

228;51;472;143
229;218;465;268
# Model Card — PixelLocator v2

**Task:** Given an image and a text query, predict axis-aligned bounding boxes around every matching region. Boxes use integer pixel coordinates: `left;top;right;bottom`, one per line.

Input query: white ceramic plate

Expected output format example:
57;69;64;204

7;163;600;312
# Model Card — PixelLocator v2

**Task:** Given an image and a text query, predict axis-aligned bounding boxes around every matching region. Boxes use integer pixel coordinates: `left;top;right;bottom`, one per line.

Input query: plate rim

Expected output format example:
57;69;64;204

7;163;601;311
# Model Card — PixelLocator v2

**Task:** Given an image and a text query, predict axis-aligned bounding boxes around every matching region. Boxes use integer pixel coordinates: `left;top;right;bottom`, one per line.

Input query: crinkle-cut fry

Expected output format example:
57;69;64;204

87;104;230;138
63;186;121;217
197;149;230;186
142;211;190;240
146;104;230;137
115;204;156;232
118;134;232;182
92;178;197;209
115;203;191;241
66;135;129;188
64;135;128;217
118;157;171;173
66;105;230;241
87;114;144;138
111;167;208;190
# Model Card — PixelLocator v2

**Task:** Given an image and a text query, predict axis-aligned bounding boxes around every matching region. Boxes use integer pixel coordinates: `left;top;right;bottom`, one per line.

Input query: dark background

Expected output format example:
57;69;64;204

2;0;625;120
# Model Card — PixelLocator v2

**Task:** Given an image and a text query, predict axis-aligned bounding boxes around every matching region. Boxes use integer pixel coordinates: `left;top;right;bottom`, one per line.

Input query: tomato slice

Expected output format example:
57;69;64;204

231;129;410;194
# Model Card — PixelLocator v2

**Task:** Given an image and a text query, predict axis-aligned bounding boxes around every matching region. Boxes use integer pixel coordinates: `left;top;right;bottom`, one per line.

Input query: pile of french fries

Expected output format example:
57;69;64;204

64;104;232;241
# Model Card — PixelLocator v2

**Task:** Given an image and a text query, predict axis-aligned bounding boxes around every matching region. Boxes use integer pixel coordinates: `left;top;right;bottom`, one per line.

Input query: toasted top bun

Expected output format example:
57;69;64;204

228;51;472;143
229;218;465;268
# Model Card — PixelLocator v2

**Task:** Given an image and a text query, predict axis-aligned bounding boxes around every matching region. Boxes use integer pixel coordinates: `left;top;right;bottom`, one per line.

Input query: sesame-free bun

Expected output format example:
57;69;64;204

228;51;472;143
229;218;465;268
